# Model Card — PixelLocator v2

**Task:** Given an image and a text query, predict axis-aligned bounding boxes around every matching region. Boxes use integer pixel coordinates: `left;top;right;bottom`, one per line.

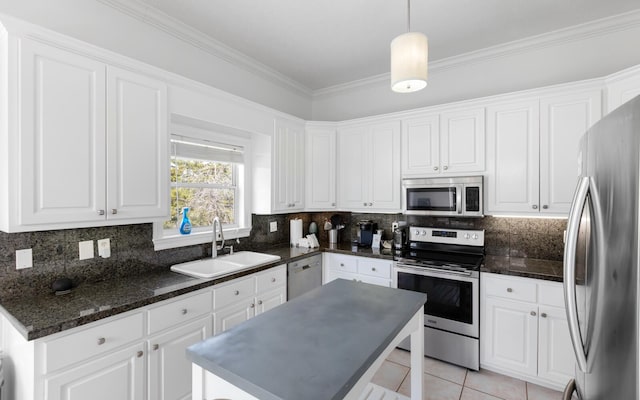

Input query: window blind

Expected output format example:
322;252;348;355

170;134;244;164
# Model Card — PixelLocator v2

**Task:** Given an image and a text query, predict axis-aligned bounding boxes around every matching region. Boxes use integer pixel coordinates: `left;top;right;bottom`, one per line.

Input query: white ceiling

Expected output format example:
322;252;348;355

134;0;640;91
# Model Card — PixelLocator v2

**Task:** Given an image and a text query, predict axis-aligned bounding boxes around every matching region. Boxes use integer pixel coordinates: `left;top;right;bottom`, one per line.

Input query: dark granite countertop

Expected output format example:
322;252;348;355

482;255;564;282
0;243;392;341
186;279;426;400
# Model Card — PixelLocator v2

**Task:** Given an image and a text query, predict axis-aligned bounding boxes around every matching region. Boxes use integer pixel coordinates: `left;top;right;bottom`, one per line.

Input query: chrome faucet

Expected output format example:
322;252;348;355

211;216;225;258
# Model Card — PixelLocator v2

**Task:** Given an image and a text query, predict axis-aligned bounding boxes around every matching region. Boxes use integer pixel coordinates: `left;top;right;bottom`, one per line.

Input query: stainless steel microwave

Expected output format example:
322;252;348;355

402;176;483;217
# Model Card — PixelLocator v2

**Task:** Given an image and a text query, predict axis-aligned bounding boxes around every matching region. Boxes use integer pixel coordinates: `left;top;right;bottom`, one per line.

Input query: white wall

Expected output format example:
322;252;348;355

312;17;640;121
0;0;314;120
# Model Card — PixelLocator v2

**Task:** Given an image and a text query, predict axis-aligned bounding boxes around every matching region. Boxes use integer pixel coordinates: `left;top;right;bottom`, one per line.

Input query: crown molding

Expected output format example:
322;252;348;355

97;0;313;98
314;9;640;98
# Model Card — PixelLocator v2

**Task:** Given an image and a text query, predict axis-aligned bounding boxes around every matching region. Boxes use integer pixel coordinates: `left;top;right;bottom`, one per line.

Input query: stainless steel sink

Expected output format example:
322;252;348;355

170;251;281;279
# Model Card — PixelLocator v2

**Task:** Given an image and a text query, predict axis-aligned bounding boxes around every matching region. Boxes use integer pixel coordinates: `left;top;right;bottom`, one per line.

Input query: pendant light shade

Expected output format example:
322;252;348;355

391;0;428;93
390;32;428;93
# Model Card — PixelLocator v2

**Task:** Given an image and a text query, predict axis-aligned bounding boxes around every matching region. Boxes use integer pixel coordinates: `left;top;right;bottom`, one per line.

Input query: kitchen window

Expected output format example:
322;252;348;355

153;119;252;250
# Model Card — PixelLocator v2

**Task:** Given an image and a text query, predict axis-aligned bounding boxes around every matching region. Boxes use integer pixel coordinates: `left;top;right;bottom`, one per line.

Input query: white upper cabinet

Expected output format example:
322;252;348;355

337;120;401;212
402;107;484;177
253;118;305;214
486;87;601;215
305;124;337;210
606;65;640;114
0;33;169;232
539;90;601;213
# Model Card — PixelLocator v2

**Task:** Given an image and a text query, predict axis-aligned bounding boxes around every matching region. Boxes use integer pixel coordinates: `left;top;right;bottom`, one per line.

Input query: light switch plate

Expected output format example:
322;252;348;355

16;248;32;269
79;240;94;260
269;221;278;232
98;238;111;258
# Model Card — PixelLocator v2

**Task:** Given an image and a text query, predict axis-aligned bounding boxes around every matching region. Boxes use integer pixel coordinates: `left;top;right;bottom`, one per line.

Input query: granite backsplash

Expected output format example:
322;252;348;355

0;213;566;299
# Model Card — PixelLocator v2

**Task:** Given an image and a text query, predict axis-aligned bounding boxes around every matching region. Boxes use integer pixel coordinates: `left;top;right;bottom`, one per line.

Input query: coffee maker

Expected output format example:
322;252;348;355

357;220;377;247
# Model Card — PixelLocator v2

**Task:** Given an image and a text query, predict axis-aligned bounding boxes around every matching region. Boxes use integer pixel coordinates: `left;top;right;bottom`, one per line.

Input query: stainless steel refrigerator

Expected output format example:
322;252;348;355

563;94;640;399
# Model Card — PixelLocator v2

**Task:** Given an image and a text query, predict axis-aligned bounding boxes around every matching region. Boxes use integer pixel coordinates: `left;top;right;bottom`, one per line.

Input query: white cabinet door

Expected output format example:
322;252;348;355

44;343;144;400
370;121;401;210
337;121;401;211
213;300;255;335
273;118;305;212
482;296;538;377
440;107;485;174
148;317;211;400
256;287;286;315
539;90;601;214
19;38;107;225
486;99;540;213
305;126;336;209
337;125;368;209
402;114;440;176
538;306;575;385
106;66;168;220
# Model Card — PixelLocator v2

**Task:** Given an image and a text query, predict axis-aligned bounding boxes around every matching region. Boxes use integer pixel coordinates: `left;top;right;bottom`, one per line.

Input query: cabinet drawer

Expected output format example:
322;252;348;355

256;265;286;293
357;259;392;279
147;290;213;335
484;274;537;303
538;281;565;308
42;312;144;373
327;254;357;273
214;276;255;309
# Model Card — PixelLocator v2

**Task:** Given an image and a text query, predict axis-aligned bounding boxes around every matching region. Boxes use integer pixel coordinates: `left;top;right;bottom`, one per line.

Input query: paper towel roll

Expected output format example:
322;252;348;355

290;219;303;246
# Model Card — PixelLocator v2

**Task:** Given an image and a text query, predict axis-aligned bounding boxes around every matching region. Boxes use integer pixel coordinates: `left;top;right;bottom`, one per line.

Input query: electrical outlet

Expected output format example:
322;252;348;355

16;248;32;269
269;221;278;232
98;238;111;258
79;240;94;260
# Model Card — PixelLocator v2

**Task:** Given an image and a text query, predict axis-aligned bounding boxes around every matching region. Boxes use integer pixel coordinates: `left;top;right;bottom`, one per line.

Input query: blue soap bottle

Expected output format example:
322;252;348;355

179;207;192;235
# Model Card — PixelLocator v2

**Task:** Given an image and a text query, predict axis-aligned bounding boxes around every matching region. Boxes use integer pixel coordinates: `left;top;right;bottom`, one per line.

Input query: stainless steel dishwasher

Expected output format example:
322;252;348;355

287;254;322;300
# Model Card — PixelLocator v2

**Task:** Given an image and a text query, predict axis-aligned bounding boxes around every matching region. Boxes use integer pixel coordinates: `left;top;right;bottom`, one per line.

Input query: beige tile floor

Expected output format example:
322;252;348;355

372;349;562;400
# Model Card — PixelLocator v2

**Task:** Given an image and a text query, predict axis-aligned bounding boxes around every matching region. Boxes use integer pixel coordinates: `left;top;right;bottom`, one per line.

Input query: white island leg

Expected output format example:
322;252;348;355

409;311;424;399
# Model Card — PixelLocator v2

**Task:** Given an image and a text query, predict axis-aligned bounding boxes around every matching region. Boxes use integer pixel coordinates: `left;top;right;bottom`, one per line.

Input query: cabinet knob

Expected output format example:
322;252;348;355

250;303;255;308
271;277;276;282
111;209;118;214
331;203;336;206
234;290;240;295
181;308;188;315
363;202;367;206
532;205;538;210
372;267;376;272
368;202;373;206
97;337;106;345
542;205;548;209
340;263;344;267
443;166;448;170
530;311;537;316
433;166;439;171
137;350;144;358
97;210;105;216
506;288;513;293
153;344;159;351
258;300;263;305
541;313;547;318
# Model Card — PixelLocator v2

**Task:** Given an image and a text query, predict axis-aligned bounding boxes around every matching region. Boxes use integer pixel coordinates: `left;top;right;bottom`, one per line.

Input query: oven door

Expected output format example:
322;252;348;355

403;184;463;216
395;264;479;338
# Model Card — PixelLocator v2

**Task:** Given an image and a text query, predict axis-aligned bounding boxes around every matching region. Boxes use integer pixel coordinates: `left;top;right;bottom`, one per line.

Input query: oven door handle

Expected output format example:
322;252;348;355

396;264;473;277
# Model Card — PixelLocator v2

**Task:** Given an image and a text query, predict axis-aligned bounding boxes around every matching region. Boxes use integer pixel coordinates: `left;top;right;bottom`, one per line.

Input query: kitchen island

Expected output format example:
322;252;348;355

187;279;427;400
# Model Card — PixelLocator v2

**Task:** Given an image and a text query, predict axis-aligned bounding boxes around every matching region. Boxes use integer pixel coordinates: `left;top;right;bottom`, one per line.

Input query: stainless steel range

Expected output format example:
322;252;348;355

394;226;484;370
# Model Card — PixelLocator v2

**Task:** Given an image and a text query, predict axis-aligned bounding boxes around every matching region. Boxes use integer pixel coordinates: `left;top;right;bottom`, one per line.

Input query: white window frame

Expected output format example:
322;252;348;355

153;117;252;250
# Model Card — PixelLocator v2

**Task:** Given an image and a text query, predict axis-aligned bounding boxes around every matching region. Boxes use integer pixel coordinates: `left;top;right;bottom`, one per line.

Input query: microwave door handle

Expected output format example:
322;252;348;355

563;176;590;373
456;185;463;214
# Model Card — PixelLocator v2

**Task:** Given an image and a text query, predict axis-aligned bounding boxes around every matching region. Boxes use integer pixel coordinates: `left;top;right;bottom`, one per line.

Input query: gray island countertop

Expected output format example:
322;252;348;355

186;279;427;400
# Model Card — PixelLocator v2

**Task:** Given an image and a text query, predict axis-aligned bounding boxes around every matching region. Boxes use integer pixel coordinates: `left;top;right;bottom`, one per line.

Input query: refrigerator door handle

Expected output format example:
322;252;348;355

564;176;590;373
562;379;576;400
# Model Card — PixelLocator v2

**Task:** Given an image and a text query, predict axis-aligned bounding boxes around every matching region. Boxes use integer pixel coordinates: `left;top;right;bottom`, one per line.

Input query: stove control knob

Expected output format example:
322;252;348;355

472;233;479;240
414;230;420;236
464;233;470;239
421;230;427;236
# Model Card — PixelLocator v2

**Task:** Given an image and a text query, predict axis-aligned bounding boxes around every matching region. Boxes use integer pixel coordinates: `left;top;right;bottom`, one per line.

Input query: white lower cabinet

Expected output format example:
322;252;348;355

213;265;287;334
147;316;211;400
323;253;393;287
481;273;574;390
44;342;145;400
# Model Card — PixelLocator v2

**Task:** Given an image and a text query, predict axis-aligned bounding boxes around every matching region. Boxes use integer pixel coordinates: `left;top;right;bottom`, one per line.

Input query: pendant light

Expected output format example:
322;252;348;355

390;0;428;93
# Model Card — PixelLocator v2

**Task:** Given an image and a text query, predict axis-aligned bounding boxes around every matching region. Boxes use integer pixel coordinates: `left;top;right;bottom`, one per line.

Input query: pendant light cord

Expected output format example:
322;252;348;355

407;0;411;33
